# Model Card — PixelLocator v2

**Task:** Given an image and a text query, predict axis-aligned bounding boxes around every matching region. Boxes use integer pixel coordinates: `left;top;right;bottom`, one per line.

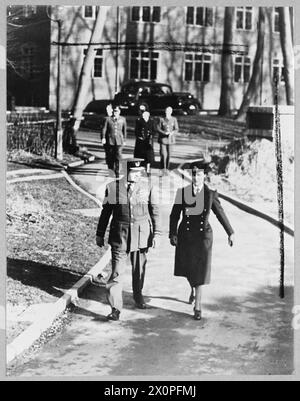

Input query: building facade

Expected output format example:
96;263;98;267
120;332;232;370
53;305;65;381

7;5;51;109
8;6;288;112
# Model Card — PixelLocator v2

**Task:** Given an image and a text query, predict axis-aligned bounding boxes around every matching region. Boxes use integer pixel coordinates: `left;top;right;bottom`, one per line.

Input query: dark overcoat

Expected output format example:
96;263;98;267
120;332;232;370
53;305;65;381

134;118;156;165
97;177;161;252
169;184;234;287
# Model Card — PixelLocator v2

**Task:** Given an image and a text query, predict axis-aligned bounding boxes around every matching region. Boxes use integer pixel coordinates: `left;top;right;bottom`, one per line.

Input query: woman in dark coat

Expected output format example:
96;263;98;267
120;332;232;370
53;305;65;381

169;159;235;320
134;110;156;173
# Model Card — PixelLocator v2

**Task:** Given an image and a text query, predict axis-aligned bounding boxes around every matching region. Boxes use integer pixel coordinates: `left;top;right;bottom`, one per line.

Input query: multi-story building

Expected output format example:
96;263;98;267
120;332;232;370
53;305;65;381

7;5;288;112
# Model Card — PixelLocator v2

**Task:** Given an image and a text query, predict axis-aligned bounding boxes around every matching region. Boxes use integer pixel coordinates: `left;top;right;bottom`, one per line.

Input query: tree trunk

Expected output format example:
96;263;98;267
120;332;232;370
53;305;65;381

279;7;294;105
72;6;110;131
219;7;235;117
236;8;266;122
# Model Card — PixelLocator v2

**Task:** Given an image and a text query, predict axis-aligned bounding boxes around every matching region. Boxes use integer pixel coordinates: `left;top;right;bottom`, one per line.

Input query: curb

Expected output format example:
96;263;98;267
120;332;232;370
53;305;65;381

7;248;111;365
217;192;294;237
6;169;57;178
176;165;294;237
7;173;64;184
60;170;102;208
65;160;85;169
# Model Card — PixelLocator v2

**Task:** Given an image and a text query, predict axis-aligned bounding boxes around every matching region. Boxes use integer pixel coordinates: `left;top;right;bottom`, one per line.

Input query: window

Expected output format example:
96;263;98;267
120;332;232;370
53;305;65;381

84;6;95;19
273;59;285;82
21;45;36;79
274;8;280;32
186;7;214;27
152;7;161;23
132;7;140;21
184;53;212;82
22;5;38;18
131;6;161;23
236;7;253;30
187;7;194;25
234;56;251;83
84;49;103;78
142;7;151;22
94;50;103;78
130;51;159;80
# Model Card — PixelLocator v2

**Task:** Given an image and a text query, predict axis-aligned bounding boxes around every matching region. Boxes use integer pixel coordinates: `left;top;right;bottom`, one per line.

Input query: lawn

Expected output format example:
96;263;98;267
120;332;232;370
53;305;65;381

6;176;107;343
7;150;83;171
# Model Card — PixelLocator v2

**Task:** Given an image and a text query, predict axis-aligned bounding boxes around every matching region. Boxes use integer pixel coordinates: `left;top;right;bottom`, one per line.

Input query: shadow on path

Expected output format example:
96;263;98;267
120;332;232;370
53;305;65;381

7;258;82;299
75;282;294;376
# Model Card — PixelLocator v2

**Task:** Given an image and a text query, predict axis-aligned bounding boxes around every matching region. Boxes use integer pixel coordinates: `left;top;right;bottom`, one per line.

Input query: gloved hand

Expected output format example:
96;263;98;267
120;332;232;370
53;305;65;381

96;236;105;248
170;235;178;247
228;234;235;247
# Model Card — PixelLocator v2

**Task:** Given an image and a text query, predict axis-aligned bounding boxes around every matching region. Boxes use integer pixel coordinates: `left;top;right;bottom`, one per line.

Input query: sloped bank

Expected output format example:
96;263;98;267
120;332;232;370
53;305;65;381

210;137;294;225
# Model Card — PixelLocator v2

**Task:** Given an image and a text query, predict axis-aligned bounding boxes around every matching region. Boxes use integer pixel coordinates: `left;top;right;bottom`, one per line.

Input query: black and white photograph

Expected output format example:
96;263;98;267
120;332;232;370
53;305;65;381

4;3;296;380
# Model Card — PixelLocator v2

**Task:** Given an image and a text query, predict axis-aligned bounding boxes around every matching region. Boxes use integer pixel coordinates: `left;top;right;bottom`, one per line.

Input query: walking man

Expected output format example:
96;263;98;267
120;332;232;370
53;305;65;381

157;106;179;176
96;159;161;321
134;109;156;174
101;105;127;173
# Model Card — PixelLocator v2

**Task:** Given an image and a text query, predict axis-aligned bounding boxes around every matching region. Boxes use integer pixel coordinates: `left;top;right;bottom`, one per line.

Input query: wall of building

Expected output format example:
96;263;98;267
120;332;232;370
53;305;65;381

7;6;51;109
49;6;287;112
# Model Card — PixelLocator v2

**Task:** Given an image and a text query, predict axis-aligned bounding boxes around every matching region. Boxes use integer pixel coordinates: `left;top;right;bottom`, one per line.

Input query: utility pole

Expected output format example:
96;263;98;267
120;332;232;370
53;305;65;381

56;19;63;160
115;6;120;95
274;75;285;299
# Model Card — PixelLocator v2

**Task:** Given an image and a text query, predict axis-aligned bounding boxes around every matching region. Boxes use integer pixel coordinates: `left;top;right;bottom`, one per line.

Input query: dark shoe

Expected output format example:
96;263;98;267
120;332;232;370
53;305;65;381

194;309;202;321
134;294;147;309
135;302;147;310
93;274;107;286
107;308;120;321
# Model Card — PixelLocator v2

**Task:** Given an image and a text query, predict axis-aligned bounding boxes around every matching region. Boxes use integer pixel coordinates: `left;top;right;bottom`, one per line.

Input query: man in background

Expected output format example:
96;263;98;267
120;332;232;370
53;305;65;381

157;106;179;176
101;105;127;173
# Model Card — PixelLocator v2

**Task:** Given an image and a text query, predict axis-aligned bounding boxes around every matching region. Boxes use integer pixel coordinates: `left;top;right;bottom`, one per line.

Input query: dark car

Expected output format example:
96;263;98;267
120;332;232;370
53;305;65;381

81;99;113;130
114;81;201;116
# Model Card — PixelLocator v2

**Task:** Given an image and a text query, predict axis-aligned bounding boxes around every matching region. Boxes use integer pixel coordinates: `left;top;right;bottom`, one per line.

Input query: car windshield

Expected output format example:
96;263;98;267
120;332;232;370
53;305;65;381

121;85;139;95
121;84;172;96
151;85;172;95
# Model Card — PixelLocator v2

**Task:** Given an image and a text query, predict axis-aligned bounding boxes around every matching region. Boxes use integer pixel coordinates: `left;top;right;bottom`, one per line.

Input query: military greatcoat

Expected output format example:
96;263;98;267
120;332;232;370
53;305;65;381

134;117;156;165
169;184;234;287
97;177;161;252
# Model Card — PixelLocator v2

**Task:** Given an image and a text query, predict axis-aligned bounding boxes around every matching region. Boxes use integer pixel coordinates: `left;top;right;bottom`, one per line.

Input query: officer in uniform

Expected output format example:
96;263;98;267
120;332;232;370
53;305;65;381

96;159;161;321
157;106;179;176
134;109;156;174
169;158;234;321
101;105;127;173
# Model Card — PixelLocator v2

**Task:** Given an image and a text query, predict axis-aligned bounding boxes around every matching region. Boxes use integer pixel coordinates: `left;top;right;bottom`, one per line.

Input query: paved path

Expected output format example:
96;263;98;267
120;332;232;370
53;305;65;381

11;163;294;376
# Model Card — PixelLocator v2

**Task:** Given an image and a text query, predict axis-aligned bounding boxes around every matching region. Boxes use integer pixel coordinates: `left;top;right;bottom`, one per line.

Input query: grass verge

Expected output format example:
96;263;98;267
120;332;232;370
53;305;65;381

6;176;106;344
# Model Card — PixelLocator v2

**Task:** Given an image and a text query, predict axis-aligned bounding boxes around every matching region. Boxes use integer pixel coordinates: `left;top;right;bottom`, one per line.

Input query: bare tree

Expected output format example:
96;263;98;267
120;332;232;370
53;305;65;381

236;7;266;121
279;7;294;105
219;7;235;117
72;6;110;131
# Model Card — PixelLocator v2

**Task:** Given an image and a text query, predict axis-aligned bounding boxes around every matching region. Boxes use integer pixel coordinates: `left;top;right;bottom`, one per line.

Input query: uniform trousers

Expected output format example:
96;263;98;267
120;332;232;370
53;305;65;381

160;144;173;171
106;247;148;311
104;145;123;172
